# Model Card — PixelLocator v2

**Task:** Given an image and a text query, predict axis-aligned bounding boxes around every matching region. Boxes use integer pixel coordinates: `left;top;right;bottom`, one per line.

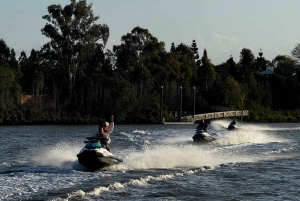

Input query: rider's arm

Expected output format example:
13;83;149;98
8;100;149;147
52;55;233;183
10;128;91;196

106;122;114;135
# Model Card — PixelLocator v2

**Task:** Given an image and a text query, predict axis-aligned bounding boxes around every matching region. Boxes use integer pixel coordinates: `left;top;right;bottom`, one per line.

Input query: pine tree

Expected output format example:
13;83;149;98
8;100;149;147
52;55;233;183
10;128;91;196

170;42;176;53
190;40;201;67
254;49;269;71
203;48;208;58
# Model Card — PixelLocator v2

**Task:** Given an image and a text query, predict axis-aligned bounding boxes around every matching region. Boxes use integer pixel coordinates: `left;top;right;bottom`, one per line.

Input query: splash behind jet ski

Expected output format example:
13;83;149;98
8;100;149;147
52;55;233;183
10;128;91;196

77;137;123;171
192;129;215;143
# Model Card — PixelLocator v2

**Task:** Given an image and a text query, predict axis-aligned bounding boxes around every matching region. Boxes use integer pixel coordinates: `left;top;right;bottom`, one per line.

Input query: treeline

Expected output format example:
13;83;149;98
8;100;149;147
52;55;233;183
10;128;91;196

1;0;300;125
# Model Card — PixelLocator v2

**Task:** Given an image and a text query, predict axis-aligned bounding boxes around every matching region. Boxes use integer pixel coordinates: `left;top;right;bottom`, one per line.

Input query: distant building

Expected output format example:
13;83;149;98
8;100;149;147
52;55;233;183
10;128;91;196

260;69;274;77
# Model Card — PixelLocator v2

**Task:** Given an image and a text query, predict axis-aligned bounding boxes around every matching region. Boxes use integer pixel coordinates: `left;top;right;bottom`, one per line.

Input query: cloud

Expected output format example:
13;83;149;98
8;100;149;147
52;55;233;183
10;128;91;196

207;32;238;44
196;32;238;46
193;32;239;64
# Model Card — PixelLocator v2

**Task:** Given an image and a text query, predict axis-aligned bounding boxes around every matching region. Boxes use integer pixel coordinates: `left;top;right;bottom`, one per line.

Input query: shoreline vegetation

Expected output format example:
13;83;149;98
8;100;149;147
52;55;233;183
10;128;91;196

1;0;300;125
4;94;300;125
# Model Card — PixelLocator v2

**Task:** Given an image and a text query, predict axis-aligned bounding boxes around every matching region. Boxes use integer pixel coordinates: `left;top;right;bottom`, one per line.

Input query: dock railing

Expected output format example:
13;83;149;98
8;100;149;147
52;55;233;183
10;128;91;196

181;110;249;122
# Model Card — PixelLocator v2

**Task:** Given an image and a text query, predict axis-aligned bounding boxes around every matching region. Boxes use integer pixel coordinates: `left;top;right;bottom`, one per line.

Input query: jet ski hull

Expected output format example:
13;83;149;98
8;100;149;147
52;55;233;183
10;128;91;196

192;132;215;143
77;148;123;170
77;137;123;171
227;125;237;130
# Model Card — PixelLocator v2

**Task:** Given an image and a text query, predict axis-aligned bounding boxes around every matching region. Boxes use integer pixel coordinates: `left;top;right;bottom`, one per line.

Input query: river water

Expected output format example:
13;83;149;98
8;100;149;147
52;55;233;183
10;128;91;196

0;120;300;200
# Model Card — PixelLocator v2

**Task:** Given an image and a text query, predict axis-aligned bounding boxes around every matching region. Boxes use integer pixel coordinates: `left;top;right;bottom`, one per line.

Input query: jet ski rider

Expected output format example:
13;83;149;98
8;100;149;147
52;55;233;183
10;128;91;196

196;119;208;132
96;115;114;153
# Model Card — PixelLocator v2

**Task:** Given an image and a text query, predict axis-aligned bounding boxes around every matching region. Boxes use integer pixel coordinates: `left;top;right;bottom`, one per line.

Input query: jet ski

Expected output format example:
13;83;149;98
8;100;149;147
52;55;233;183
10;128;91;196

77;137;123;171
227;122;238;130
192;129;215;143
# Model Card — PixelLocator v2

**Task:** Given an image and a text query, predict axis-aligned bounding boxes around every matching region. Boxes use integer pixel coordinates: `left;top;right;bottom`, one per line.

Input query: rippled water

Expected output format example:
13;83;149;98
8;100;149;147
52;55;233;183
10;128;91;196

0;120;300;200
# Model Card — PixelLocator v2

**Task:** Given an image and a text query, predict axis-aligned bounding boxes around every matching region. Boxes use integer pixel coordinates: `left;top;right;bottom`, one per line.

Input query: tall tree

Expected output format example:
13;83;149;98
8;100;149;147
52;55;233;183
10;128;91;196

272;55;296;78
239;48;255;69
238;48;255;82
0;40;22;124
20;49;46;95
198;49;216;91
291;43;300;65
190;40;201;68
221;76;242;109
254;49;269;71
203;48;207;58
170;42;176;53
0;39;10;66
113;26;168;122
175;43;197;86
215;55;238;81
41;0;109;102
227;55;238;80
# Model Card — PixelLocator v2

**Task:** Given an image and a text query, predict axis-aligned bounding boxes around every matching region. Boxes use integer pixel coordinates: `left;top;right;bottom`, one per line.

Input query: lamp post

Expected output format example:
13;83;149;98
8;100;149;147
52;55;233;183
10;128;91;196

160;86;163;123
241;94;245;122
179;86;182;122
193;87;195;122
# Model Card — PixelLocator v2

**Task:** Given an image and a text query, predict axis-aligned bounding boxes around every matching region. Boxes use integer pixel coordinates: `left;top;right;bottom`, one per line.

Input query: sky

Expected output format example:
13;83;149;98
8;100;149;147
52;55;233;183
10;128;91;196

0;0;299;65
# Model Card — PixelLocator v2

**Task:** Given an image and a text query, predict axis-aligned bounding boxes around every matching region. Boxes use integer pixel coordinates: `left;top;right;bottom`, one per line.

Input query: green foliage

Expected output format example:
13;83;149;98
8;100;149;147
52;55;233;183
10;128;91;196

197;53;216;91
291;43;300;65
249;106;300;122
0;40;23;124
190;40;201;68
239;48;255;69
41;0;109;102
272;55;296;77
221;76;241;108
254;50;269;71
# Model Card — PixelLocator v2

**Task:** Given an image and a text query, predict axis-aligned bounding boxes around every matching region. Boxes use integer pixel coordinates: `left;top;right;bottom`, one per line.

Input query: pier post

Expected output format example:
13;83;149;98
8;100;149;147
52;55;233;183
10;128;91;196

179;86;182;121
193;87;195;122
160;86;163;123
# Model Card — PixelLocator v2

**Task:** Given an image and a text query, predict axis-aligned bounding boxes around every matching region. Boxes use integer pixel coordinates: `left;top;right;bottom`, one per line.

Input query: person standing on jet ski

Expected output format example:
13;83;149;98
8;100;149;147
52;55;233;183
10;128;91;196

96;115;114;153
196;119;208;132
230;119;236;126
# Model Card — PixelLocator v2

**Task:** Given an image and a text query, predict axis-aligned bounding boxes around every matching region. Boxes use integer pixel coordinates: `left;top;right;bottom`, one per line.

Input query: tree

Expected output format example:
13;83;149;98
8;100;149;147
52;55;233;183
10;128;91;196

221;76;241;108
175;43;197;86
239;48;255;69
0;39;22;80
170;42;176;53
272;55;296;78
237;48;255;82
190;40;201;68
0;39;10;66
0;39;22;124
20;49;46;95
291;43;300;65
173;43;198;113
215;55;237;81
0;66;19;122
203;48;207;58
227;55;238;79
254;49;269;71
113;26;168;122
41;0;109;101
197;49;216;91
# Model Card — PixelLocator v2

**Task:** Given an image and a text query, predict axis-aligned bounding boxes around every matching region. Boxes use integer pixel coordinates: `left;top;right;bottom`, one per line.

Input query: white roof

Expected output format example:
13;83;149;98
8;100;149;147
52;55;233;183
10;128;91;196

261;69;274;75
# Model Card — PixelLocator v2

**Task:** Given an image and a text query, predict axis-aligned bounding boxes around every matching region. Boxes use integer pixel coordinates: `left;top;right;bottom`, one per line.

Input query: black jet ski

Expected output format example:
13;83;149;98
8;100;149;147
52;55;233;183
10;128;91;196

192;129;215;143
227;122;238;130
77;137;123;171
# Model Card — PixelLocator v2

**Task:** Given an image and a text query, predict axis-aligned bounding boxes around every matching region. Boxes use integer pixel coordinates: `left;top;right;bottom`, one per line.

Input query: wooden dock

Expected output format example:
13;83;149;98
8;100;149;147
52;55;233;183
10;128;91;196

180;110;249;122
163;122;195;124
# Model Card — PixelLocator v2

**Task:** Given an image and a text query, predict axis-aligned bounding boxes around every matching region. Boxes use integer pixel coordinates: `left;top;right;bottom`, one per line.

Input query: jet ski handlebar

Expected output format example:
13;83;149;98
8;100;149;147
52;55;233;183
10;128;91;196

86;137;104;140
85;136;109;144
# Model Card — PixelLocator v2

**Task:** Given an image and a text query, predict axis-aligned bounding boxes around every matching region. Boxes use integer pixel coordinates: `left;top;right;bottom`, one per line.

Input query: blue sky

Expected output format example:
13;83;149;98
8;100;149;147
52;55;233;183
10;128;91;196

0;0;299;65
